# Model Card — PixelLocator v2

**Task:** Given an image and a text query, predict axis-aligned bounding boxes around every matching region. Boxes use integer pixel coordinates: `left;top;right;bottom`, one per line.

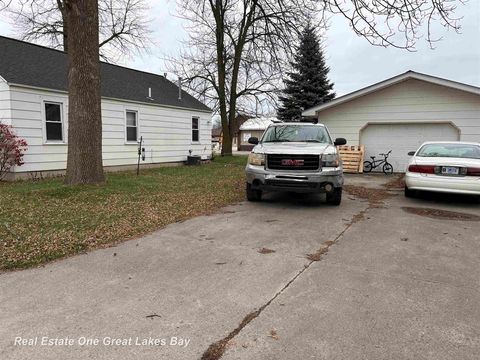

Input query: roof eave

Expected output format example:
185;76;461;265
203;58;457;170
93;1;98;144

302;71;480;116
8;82;212;113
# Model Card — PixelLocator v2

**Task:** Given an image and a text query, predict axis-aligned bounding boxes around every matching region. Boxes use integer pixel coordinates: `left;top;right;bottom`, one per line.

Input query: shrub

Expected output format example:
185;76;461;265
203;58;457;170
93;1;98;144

0;124;28;180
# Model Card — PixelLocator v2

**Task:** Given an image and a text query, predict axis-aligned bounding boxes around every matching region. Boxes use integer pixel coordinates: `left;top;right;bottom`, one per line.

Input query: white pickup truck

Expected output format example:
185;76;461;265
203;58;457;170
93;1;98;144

245;122;347;205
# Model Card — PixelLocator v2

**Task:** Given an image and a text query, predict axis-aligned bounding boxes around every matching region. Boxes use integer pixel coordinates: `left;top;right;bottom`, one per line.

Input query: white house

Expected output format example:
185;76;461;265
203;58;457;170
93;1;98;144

238;117;276;151
303;71;480;171
0;36;212;179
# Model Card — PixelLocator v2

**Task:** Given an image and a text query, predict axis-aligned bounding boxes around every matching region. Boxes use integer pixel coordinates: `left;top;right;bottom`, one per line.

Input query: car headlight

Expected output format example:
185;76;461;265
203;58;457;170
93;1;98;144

322;154;340;167
248;153;265;166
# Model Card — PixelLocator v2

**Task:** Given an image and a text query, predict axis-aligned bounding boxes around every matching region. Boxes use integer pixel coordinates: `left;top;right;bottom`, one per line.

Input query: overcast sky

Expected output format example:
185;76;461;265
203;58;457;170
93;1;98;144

1;0;479;97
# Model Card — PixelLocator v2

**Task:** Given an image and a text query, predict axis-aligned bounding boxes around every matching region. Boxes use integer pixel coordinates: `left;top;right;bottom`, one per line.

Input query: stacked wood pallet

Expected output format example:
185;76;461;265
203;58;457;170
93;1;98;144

337;145;365;173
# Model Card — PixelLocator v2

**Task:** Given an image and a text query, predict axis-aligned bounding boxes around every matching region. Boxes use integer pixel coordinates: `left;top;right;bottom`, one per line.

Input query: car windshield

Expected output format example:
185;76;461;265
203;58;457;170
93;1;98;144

262;125;331;143
417;143;480;159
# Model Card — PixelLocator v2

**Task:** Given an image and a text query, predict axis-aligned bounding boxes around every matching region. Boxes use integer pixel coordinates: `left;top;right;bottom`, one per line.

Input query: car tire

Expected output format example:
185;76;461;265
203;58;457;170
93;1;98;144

326;187;342;206
363;161;373;173
404;185;416;198
246;183;262;202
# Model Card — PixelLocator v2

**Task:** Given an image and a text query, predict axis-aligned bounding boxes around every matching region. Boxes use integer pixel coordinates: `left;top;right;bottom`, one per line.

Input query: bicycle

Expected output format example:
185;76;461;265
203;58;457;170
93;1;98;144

363;150;394;175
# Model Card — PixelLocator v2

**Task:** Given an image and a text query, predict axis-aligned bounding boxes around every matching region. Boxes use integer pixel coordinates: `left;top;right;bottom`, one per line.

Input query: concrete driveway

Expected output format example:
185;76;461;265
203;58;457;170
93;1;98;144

1;175;479;360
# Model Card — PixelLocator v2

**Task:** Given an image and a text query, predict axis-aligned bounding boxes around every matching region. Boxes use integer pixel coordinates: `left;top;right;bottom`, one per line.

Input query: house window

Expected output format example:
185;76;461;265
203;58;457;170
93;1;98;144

192;117;199;142
45;102;63;141
126;110;138;142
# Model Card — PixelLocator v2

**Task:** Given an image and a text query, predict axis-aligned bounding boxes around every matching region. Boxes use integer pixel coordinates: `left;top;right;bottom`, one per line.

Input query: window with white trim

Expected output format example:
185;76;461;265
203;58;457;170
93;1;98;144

44;102;63;141
126;110;138;142
192;117;199;142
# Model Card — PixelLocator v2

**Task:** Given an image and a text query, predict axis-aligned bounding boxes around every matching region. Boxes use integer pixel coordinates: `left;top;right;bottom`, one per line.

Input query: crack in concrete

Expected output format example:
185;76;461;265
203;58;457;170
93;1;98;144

200;203;372;360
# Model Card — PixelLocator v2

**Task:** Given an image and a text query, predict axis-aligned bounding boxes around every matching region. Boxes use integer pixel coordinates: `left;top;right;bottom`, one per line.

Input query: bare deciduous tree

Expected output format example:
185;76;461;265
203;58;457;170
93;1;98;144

170;0;464;155
170;0;315;155
5;0;151;61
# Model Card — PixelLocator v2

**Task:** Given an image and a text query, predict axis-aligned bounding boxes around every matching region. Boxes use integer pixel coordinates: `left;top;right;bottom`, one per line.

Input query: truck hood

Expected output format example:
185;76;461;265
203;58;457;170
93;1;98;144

253;142;336;155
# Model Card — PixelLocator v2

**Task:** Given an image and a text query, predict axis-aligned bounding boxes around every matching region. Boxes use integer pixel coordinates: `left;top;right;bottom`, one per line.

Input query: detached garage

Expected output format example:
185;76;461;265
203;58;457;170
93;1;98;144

303;71;480;172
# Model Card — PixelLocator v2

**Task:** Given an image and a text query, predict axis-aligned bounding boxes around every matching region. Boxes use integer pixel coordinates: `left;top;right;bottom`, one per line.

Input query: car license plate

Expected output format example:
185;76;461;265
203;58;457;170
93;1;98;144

441;166;459;175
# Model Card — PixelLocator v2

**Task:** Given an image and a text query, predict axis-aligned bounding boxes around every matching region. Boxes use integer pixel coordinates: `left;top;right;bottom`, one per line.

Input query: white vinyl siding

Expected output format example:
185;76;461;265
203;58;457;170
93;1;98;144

0;78;12;125
8;85;212;173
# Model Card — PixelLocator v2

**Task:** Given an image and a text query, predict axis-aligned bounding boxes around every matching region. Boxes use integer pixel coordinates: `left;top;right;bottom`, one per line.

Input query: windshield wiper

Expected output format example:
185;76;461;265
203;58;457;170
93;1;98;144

264;139;291;142
305;140;322;143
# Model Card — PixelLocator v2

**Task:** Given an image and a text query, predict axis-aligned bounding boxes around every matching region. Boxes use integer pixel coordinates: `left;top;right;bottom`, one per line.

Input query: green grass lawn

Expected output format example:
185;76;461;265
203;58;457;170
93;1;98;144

0;156;247;271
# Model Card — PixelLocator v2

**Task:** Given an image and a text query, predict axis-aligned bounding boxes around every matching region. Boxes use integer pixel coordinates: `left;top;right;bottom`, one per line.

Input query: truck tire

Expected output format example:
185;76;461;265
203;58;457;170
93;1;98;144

326;187;342;206
246;183;262;202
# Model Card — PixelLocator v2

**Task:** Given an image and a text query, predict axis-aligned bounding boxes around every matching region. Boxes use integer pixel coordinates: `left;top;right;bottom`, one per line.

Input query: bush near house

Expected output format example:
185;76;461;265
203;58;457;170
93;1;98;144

0;156;247;271
0;124;28;180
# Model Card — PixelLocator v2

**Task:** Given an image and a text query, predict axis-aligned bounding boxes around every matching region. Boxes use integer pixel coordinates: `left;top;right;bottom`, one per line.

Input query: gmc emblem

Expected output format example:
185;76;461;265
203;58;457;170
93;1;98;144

281;159;304;166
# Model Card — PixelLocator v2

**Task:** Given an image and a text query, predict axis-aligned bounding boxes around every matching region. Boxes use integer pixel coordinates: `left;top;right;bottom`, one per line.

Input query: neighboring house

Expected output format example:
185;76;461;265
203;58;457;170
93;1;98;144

212;127;222;151
303;71;480;171
210;114;251;151
0;36;212;179
238;117;275;151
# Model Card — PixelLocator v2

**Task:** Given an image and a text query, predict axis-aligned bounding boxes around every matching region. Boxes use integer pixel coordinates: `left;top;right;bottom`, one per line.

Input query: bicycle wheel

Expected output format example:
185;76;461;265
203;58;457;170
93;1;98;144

363;161;373;173
383;162;393;175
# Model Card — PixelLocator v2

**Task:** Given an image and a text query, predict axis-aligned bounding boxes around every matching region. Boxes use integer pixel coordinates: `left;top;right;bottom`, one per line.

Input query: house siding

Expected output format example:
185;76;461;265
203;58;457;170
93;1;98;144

9;85;212;173
316;79;480;144
0;78;11;125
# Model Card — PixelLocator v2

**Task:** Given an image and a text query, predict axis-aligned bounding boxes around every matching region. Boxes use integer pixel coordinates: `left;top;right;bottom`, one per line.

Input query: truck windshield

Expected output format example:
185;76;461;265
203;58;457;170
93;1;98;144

262;125;331;143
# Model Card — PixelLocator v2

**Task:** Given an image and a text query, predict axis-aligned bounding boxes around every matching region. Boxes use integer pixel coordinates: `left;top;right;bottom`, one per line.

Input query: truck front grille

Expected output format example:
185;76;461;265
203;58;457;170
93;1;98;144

267;154;320;171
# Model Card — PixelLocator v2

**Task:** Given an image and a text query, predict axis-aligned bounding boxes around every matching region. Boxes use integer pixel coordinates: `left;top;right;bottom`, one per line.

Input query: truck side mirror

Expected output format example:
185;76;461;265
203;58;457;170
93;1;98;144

334;138;347;146
248;137;259;145
408;151;416;156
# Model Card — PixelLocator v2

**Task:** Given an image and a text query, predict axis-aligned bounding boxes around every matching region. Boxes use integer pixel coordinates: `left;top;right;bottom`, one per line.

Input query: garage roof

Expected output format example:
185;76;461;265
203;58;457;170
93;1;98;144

239;117;276;131
0;35;211;112
302;71;480;117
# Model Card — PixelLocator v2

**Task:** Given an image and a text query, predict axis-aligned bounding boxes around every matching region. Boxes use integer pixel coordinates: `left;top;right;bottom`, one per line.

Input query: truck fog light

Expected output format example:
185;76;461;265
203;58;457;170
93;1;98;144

325;183;333;192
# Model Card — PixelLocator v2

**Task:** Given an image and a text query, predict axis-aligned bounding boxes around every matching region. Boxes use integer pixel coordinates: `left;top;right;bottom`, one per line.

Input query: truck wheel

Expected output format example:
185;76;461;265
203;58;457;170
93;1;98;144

326;187;342;205
246;183;262;202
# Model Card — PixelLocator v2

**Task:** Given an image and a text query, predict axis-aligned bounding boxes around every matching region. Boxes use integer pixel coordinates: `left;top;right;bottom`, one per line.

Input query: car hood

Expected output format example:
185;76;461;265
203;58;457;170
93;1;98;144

411;156;480;167
253;142;336;155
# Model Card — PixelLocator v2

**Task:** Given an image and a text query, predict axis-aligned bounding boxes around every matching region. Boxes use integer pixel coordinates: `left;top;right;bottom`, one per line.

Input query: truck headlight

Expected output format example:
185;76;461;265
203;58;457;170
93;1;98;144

248;153;265;166
322;154;340;167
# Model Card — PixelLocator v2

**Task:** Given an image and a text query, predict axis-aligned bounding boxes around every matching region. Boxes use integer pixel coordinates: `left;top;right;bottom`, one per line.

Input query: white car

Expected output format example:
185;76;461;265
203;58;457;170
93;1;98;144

405;141;480;197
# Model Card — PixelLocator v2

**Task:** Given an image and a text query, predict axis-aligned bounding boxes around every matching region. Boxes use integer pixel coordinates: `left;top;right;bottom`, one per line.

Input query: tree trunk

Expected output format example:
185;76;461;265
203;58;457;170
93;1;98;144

221;123;232;155
64;0;105;185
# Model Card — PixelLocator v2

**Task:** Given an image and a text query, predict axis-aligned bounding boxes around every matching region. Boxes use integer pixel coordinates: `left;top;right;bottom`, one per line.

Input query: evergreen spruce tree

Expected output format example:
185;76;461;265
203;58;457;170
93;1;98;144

277;25;335;122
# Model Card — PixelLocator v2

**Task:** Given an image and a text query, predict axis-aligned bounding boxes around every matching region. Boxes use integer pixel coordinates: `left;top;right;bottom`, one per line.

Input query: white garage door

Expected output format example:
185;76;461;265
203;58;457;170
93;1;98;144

360;123;459;172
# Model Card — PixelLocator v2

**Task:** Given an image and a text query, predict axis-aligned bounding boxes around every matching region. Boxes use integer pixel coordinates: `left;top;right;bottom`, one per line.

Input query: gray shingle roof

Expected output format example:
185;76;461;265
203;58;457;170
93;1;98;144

0;36;211;112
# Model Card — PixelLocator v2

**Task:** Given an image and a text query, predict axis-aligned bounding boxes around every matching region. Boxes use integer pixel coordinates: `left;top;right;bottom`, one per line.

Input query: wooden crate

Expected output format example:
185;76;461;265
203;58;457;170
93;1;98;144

337;145;365;173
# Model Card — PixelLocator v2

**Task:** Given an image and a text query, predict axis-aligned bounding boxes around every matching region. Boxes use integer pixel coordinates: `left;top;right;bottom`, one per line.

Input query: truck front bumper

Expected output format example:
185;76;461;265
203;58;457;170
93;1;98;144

245;164;344;193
